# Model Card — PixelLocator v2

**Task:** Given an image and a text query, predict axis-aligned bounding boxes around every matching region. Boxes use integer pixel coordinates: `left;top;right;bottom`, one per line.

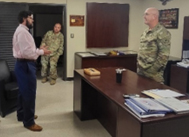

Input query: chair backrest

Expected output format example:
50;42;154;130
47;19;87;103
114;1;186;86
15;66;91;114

0;60;11;83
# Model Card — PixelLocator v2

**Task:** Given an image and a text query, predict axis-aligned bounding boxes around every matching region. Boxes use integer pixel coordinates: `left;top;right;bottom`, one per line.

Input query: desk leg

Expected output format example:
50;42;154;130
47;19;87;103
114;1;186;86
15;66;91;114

73;71;82;119
74;71;97;120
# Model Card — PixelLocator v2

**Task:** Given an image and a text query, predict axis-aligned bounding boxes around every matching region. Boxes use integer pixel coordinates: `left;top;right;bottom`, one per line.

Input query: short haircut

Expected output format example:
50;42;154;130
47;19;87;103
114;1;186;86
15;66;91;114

148;7;159;17
18;11;33;23
54;23;62;27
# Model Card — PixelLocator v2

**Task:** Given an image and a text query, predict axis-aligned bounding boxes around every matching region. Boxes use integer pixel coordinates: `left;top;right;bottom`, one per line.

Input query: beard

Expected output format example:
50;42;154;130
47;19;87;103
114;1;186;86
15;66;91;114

26;20;33;29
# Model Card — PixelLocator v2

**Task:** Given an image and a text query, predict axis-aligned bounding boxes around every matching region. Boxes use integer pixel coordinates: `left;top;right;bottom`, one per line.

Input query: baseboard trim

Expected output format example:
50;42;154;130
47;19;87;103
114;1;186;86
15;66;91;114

62;77;73;81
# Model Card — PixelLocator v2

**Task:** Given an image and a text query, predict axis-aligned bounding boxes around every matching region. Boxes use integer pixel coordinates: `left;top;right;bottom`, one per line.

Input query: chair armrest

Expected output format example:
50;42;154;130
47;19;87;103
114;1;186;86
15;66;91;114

0;79;7;103
10;71;17;82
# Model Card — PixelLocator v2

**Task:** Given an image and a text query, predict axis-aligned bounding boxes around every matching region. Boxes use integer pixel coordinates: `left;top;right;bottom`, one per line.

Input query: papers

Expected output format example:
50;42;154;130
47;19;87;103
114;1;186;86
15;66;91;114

124;97;171;118
177;62;189;68
156;98;189;114
90;52;107;56
142;89;184;98
123;50;137;55
124;89;189;118
77;53;95;57
181;99;189;104
142;91;162;99
183;50;189;59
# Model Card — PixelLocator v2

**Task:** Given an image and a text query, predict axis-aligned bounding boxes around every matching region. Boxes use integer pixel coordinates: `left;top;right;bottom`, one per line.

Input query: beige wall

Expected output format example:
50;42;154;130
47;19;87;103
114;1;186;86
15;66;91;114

0;0;187;78
68;0;189;77
0;0;66;4
66;0;143;77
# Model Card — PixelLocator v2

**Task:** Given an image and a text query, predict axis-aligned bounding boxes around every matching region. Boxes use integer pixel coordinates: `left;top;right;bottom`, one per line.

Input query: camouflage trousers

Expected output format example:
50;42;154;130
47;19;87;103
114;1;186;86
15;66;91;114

41;55;59;80
137;68;164;84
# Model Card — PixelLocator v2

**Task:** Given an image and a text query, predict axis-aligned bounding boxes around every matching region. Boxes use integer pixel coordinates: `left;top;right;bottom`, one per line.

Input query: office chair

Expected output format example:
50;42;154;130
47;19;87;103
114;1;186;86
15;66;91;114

0;60;19;117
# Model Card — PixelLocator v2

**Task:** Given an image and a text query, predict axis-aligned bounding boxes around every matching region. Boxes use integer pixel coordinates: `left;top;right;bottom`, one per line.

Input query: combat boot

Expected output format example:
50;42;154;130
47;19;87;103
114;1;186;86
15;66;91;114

50;79;56;85
41;77;48;83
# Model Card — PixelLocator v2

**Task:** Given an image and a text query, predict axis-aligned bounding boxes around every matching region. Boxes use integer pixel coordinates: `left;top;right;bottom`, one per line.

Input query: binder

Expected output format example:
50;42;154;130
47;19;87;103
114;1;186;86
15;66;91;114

129;97;172;113
124;102;165;118
124;97;172;118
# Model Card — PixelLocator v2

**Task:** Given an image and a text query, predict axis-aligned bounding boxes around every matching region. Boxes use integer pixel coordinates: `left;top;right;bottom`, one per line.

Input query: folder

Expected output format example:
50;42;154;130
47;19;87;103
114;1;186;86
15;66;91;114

142;89;184;98
129;97;172;113
124;102;165;118
124;97;172;118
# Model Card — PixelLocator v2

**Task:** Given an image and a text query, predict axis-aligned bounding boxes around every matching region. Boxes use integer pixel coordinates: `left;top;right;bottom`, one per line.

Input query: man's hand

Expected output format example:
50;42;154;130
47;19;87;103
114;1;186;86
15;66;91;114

40;45;51;55
40;45;47;50
43;49;51;55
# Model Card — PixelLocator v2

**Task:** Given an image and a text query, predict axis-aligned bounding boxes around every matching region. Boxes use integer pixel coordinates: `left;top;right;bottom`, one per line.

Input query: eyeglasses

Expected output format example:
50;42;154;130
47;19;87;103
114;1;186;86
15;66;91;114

27;17;33;20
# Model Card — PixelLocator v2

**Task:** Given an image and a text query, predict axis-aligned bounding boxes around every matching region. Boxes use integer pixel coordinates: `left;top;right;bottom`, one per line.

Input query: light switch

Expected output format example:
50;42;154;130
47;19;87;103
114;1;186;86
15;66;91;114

70;33;74;38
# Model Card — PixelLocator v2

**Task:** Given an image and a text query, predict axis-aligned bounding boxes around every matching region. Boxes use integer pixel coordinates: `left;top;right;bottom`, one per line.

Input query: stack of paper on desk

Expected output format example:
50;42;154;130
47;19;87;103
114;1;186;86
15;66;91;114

177;62;189;68
125;97;172;118
156;98;189;114
141;89;189;114
90;52;107;56
142;89;184;99
77;53;95;57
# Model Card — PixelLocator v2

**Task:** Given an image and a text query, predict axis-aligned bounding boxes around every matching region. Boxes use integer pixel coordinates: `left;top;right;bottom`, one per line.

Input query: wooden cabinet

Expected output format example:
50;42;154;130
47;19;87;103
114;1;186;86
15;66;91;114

183;16;189;40
164;56;181;86
170;65;189;93
170;16;189;93
75;52;137;72
182;16;189;59
87;3;129;48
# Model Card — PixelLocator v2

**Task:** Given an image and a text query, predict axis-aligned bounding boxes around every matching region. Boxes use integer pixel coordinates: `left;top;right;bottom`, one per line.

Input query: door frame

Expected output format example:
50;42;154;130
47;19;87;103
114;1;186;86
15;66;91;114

29;3;67;80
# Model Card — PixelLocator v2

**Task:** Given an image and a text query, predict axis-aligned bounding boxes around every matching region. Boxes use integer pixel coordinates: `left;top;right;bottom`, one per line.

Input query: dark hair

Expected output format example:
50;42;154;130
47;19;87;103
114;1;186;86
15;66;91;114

18;11;33;23
54;23;62;27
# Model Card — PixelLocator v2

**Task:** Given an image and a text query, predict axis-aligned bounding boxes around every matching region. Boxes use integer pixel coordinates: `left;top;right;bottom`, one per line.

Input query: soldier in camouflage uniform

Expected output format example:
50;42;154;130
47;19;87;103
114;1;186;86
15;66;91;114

40;23;64;85
137;7;171;83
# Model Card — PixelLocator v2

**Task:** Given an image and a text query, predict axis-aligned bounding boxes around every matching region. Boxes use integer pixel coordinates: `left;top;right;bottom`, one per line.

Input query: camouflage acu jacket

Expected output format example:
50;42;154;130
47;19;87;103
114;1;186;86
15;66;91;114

40;30;64;56
137;23;171;83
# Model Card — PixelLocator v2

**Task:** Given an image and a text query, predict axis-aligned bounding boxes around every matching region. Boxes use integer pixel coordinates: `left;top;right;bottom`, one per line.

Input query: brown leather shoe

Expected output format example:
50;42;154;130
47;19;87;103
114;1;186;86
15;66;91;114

26;124;43;132
34;115;38;119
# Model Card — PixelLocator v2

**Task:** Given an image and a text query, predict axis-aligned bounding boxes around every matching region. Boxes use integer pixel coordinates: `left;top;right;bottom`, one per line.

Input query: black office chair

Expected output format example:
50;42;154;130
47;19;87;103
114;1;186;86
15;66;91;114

0;60;19;117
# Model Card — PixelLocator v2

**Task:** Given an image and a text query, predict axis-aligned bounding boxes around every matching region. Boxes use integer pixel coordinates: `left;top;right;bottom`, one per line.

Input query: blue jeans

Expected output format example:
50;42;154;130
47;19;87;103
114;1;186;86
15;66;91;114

15;61;36;127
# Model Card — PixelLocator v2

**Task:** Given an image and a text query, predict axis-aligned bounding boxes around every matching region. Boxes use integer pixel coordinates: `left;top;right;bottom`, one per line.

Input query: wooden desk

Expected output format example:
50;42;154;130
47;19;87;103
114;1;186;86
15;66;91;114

74;68;189;137
75;52;137;72
74;53;180;85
